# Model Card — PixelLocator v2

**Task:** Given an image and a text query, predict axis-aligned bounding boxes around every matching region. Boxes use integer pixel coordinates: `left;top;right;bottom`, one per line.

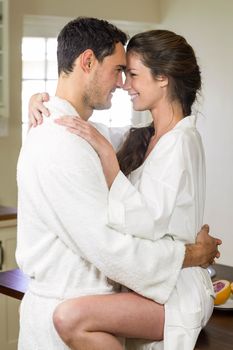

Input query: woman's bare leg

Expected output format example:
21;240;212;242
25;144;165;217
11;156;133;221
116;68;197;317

53;292;164;350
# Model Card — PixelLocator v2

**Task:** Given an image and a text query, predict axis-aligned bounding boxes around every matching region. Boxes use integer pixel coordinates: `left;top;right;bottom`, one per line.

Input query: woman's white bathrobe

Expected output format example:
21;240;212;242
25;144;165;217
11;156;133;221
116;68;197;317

16;97;185;350
107;116;214;350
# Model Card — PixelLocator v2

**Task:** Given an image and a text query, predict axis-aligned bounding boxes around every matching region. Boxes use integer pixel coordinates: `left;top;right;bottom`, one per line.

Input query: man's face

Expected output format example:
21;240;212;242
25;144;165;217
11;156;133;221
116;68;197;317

84;43;126;110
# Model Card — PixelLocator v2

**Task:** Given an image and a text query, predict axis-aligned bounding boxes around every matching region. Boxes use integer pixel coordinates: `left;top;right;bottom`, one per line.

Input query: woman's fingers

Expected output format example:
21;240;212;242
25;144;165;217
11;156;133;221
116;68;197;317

55;115;81;124
68;126;98;147
55;116;91;139
55;117;95;136
55;116;83;129
32;100;50;118
41;92;50;103
68;127;86;138
29;110;42;127
36;92;50;116
28;92;50;127
33;108;44;124
55;116;107;153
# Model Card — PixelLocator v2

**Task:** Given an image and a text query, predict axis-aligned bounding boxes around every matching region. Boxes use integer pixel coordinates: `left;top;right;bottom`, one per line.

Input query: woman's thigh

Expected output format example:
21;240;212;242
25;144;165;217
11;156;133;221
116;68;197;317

61;292;164;340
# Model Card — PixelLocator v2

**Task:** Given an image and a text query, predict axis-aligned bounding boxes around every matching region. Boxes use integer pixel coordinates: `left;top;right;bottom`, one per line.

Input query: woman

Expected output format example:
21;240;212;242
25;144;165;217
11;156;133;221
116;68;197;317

29;30;216;350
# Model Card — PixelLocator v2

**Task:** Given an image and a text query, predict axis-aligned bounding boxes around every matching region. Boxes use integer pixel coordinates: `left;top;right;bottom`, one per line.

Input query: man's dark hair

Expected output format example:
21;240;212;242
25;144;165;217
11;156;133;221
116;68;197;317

57;17;128;75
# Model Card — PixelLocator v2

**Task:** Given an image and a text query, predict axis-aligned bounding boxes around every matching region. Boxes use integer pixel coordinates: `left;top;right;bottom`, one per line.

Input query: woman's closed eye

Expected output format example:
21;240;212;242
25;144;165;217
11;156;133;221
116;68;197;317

127;71;137;78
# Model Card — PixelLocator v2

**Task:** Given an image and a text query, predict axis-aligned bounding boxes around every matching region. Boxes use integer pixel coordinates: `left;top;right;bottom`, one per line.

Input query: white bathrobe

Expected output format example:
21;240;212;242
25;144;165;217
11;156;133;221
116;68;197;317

107;116;215;350
16;97;185;350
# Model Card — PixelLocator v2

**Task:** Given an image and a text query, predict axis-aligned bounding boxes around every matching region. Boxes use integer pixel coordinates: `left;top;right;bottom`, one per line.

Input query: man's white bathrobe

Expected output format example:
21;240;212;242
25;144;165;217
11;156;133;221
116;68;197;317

16;97;186;350
108;116;215;350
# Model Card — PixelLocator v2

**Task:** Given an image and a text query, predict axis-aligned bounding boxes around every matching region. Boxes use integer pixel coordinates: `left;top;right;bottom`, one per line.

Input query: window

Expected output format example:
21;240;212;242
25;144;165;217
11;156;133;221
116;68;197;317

22;37;58;139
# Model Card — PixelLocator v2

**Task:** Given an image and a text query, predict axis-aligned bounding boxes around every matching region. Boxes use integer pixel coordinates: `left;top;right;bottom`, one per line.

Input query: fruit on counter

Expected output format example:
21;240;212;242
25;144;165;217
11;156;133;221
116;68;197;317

231;282;233;293
213;279;231;305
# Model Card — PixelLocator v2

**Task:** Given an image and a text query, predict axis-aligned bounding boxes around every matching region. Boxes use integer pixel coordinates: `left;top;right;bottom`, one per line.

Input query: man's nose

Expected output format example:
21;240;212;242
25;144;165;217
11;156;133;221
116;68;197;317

123;76;131;91
116;73;124;89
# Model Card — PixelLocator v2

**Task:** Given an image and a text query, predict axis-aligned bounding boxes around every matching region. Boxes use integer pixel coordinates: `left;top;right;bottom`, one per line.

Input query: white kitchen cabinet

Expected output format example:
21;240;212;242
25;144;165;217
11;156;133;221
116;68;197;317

0;212;19;350
0;0;9;136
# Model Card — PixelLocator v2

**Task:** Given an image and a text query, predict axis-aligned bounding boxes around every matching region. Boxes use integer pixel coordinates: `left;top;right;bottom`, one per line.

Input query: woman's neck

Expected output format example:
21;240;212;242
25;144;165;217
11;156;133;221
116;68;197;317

151;101;184;142
144;101;184;161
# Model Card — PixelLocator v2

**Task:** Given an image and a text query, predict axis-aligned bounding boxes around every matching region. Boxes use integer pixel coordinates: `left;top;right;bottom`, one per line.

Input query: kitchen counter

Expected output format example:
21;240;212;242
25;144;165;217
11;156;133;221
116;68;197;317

0;205;17;221
0;264;232;349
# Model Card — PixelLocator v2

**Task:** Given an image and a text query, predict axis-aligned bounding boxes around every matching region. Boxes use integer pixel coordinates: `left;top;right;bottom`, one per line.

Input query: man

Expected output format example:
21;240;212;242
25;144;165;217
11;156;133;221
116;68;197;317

17;17;219;349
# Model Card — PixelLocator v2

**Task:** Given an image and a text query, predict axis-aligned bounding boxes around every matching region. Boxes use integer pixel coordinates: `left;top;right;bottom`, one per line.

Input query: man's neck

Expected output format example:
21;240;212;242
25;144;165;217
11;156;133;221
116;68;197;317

55;80;92;121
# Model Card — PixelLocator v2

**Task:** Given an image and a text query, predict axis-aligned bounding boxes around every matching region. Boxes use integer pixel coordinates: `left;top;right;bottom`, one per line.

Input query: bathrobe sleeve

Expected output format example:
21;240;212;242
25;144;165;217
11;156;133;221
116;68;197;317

37;137;185;304
108;130;192;240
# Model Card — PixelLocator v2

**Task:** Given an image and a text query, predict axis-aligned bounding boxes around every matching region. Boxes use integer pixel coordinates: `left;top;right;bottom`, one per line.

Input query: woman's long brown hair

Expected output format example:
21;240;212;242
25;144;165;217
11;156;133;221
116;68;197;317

117;30;201;176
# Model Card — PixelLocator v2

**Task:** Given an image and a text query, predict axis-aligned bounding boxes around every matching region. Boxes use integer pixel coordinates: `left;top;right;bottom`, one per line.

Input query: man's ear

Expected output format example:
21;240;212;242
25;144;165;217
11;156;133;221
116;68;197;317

156;75;169;88
80;49;96;73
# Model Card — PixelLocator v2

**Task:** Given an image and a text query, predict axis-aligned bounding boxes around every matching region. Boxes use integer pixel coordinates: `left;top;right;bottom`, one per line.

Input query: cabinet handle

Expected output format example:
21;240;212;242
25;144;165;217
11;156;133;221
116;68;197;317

0;241;4;270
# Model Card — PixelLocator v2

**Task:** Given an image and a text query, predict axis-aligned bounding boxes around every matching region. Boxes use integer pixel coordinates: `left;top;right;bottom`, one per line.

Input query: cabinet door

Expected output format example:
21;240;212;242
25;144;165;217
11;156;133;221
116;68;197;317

0;224;17;271
0;0;9;137
0;221;20;350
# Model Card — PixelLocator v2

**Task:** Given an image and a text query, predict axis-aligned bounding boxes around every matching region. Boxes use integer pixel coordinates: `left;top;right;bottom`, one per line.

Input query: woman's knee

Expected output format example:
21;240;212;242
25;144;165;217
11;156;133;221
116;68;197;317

53;298;90;342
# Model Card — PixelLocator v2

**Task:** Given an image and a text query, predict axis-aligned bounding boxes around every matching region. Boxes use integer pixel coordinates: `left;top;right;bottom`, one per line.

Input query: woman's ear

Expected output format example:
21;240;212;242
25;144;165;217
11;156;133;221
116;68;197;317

80;49;95;73
157;75;169;88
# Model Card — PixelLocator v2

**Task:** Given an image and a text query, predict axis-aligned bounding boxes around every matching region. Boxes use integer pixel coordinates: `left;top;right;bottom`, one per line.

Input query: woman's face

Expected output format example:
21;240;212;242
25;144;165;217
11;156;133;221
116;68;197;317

124;52;168;112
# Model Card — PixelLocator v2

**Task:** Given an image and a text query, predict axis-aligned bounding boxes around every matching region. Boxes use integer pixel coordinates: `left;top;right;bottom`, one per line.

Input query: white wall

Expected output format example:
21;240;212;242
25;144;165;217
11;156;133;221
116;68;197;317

159;0;233;266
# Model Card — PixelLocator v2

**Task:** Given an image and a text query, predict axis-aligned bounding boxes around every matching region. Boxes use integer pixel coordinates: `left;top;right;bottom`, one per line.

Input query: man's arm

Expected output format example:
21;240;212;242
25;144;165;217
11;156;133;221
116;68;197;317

38;153;219;305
